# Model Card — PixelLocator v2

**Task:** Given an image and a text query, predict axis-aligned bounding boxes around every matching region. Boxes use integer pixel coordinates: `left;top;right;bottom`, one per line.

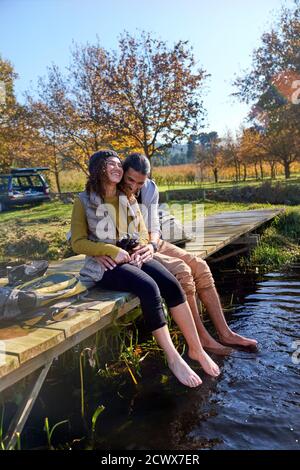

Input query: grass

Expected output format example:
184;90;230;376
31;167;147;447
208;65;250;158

44;417;69;450
0;201;73;263
168;200;285;219
0;201;72;224
239;209;300;272
0;405;21;450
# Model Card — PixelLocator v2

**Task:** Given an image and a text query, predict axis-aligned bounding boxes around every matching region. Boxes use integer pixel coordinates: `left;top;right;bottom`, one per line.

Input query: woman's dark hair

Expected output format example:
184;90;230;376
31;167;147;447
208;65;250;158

86;150;122;197
123;153;151;176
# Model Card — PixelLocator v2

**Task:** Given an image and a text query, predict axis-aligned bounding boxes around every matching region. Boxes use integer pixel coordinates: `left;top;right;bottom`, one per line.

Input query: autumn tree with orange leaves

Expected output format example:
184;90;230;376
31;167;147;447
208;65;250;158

237;128;269;180
0;56;33;171
105;32;208;168
234;1;300;179
196;132;223;183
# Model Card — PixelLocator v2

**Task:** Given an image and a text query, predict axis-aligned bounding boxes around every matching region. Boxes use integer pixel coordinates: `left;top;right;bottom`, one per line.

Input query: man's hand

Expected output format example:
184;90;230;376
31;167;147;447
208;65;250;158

132;243;154;263
129;252;143;268
114;249;131;265
95;255;117;271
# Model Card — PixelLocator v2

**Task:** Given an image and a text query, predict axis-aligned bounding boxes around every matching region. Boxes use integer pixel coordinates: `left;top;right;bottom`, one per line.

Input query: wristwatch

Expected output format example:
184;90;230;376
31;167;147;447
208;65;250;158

149;242;158;253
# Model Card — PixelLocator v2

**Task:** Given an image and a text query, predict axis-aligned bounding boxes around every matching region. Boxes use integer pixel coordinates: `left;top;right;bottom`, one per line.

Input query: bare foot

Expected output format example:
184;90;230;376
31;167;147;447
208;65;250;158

168;354;202;388
188;349;220;377
201;337;233;356
219;330;258;348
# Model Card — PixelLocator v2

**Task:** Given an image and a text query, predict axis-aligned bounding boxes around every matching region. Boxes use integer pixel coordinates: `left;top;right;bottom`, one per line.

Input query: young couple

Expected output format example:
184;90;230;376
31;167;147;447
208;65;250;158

71;150;257;388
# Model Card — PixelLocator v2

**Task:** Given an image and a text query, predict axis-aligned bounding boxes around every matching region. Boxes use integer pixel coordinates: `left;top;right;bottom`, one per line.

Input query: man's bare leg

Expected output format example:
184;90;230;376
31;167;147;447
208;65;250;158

187;294;232;356
198;286;258;348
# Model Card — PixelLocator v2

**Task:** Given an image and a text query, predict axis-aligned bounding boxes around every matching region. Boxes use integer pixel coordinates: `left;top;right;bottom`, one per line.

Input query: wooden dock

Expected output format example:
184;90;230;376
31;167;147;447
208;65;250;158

0;208;283;446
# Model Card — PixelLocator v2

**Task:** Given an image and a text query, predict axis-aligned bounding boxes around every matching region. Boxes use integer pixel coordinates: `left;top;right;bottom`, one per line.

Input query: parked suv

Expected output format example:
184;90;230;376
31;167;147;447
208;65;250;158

0;167;51;212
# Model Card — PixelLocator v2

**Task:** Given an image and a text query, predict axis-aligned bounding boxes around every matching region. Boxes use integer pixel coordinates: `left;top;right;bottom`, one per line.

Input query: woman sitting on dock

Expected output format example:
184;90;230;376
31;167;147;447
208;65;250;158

71;150;220;388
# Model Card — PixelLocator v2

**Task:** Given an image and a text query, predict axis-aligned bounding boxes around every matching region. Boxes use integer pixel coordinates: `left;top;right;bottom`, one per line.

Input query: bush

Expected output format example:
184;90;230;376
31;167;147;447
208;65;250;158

239;208;300;272
207;182;300;205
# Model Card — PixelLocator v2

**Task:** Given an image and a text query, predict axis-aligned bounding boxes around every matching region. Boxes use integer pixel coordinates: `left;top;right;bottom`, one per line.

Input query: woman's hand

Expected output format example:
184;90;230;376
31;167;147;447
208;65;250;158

114;249;131;264
94;255;117;271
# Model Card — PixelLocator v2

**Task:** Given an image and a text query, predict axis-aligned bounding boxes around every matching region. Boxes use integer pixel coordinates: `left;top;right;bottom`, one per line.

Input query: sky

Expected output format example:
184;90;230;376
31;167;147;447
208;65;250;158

0;0;296;137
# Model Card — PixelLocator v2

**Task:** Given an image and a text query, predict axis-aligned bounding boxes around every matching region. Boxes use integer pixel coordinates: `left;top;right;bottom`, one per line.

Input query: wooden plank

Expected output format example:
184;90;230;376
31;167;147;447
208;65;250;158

204;212;282;225
208;209;283;218
0;352;20;379
204;222;258;228
204;225;250;231
187;228;259;257
182;249;207;258
200;233;231;238
187;237;227;246
204;227;253;234
206;245;229;256
0;278;7;287
186;222;265;255
0;291;138;365
42;293;139;338
183;246;209;255
0;293;141;392
203;212;281;256
2;328;66;364
199;241;218;250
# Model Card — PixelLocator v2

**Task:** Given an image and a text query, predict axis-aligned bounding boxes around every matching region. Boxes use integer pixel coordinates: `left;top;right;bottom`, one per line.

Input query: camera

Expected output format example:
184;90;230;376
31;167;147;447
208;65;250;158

116;234;140;254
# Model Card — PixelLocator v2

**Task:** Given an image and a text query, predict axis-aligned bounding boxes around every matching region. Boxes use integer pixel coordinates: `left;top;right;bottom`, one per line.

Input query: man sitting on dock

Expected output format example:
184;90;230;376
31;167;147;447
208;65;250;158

95;153;258;353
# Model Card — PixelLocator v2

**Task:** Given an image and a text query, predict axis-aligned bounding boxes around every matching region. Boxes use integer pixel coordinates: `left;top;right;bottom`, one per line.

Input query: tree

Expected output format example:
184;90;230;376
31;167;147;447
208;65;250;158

25;100;75;193
26;45;113;175
0;56;30;171
25;32;208;180
238;127;269;180
27;42;143;178
234;2;300;107
186;135;197;162
261;106;299;179
197;132;222;183
233;1;300;178
105;32;208;168
221;131;241;182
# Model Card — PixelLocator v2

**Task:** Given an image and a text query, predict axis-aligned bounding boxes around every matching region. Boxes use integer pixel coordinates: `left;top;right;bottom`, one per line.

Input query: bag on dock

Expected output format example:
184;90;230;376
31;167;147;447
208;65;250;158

6;260;49;286
0;271;87;321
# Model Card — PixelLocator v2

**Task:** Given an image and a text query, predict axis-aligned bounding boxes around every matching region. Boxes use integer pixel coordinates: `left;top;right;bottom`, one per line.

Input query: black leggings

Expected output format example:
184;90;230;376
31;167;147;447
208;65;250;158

96;259;186;331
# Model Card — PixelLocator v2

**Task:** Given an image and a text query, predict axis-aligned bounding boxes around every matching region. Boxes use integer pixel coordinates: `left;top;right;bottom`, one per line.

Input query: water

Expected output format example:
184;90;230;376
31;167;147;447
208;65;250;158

90;267;300;450
5;267;300;450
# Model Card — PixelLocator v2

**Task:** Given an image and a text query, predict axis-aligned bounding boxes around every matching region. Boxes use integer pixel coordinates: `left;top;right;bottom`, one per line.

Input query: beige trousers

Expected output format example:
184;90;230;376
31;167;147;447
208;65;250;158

154;239;215;297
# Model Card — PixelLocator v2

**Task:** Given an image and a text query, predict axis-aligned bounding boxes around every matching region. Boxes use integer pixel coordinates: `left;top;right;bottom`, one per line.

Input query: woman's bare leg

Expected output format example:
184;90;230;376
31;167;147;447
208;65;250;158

153;325;202;387
169;301;220;377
